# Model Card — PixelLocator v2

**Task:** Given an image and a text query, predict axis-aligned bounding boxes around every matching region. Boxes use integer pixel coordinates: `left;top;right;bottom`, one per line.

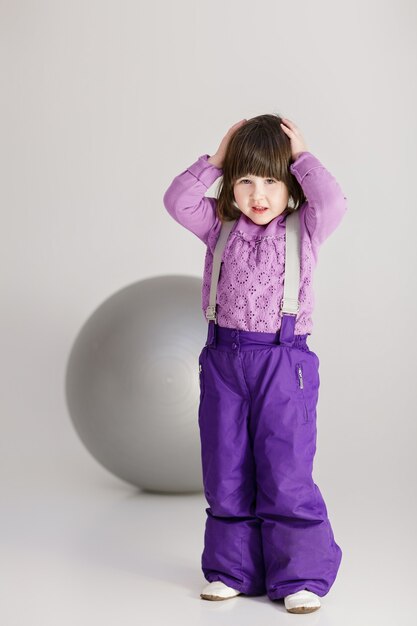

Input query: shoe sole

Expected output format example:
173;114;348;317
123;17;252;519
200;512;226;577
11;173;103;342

200;593;241;601
286;605;321;614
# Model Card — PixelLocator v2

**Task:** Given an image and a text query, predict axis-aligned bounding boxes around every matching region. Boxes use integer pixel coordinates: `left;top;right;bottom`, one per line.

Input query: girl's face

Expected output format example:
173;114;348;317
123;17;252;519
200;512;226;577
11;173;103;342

233;175;290;224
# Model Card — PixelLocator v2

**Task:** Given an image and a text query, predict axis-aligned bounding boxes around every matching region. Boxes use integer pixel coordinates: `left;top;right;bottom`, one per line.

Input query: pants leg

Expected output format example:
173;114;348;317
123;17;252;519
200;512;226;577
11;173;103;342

243;344;343;600
198;345;266;595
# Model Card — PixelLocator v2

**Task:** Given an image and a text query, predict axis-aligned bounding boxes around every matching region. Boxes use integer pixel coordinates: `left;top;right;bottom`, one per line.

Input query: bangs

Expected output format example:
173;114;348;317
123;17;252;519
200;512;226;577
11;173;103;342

229;138;289;183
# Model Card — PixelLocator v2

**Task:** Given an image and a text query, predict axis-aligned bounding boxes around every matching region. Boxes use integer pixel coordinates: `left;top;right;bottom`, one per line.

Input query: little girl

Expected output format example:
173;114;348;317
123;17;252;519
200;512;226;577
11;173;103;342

163;114;347;614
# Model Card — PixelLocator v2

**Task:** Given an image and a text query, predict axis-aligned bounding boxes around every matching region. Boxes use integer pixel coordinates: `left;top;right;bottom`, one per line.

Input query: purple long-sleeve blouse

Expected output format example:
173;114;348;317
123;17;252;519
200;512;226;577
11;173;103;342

163;151;348;335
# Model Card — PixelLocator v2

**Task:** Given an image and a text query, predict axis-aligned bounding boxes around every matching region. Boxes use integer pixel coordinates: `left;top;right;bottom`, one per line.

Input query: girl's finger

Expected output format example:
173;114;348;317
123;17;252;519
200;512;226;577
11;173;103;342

282;118;299;131
280;123;292;133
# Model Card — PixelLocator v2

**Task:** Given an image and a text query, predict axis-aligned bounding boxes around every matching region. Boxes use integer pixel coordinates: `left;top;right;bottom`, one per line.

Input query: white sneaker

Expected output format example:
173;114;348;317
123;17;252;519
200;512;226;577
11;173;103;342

200;581;242;601
284;589;321;613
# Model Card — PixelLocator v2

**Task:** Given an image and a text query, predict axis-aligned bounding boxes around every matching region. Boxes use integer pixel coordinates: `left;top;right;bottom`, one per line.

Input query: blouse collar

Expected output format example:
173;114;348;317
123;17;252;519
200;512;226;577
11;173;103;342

234;210;288;237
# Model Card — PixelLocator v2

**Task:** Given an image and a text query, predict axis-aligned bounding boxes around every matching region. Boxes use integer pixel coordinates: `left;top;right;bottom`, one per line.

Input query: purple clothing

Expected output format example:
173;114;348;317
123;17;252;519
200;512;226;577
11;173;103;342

163;152;348;334
197;322;343;598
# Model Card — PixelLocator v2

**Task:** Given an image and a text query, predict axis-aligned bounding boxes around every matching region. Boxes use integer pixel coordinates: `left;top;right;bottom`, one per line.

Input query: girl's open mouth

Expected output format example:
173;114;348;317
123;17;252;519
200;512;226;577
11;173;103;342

252;206;268;213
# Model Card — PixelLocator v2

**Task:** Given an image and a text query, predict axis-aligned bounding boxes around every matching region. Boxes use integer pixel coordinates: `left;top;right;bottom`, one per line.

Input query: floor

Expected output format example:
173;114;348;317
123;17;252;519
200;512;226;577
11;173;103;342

2;448;415;626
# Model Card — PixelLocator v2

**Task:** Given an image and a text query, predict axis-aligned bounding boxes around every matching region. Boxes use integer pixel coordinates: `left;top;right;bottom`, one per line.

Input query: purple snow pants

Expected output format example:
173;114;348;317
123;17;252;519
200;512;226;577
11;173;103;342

197;315;342;601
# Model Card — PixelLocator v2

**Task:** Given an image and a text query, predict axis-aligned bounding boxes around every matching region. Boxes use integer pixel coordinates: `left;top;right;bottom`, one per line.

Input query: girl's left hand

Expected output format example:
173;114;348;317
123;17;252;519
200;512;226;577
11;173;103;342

280;118;308;162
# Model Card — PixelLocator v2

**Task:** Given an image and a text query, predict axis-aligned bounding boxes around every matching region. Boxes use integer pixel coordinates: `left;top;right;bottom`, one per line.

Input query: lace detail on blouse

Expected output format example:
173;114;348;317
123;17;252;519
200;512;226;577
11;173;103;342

202;226;315;335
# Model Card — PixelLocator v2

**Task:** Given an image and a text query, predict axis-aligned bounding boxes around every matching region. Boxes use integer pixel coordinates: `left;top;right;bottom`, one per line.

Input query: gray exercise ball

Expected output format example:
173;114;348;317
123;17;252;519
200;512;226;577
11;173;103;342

65;275;208;494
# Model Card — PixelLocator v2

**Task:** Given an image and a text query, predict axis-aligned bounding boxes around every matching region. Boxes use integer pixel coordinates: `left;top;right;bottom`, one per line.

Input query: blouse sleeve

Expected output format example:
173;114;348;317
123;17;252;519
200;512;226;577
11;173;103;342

163;154;222;245
289;151;348;252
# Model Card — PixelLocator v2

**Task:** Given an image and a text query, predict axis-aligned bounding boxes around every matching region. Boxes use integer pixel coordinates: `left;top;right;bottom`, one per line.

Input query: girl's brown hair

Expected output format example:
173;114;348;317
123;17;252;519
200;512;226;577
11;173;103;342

215;113;306;222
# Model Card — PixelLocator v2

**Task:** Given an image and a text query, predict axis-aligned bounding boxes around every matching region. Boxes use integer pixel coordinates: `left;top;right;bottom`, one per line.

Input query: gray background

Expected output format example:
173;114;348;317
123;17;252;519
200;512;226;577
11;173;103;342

1;0;416;624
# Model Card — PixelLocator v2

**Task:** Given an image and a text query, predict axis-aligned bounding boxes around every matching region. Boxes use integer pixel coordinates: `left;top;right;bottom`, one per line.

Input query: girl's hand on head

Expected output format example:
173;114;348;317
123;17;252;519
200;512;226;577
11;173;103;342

208;119;248;169
280;118;308;162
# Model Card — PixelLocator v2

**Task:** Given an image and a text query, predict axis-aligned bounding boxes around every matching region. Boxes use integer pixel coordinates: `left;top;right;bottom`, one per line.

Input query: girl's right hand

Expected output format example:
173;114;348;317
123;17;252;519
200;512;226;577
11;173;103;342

208;119;247;169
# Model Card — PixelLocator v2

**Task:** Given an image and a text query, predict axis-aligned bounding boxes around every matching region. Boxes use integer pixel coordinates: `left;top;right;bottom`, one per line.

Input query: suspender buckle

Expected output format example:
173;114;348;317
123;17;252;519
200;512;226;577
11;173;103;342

280;297;300;315
205;305;217;322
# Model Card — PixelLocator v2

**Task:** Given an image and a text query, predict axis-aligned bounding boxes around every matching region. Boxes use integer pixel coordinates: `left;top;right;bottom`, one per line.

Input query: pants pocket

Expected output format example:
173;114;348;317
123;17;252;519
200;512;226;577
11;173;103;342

295;362;309;423
199;359;205;402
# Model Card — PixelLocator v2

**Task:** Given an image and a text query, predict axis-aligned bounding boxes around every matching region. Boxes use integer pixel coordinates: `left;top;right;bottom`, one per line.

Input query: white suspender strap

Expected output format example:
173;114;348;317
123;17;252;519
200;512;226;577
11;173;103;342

205;219;237;322
280;210;301;315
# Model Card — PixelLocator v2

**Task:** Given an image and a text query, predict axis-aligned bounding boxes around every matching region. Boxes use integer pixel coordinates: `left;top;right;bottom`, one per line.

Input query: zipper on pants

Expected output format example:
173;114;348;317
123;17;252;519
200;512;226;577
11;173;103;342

295;362;308;422
296;363;304;389
199;362;205;400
